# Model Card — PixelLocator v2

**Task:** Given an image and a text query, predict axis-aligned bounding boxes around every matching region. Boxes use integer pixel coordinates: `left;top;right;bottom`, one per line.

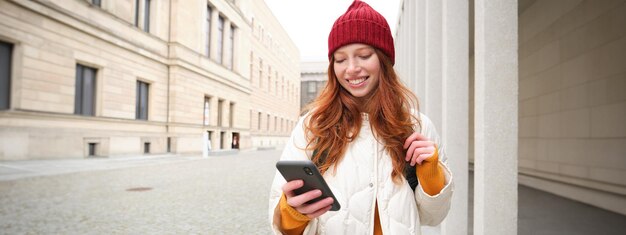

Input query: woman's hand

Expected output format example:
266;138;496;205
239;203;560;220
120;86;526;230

282;180;334;219
403;132;436;166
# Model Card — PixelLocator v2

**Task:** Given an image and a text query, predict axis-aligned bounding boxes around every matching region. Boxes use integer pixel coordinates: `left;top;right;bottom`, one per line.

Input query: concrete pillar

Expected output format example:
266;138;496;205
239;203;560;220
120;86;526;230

424;0;443;132
415;0;427;100
440;0;469;234
421;2;444;234
474;0;518;234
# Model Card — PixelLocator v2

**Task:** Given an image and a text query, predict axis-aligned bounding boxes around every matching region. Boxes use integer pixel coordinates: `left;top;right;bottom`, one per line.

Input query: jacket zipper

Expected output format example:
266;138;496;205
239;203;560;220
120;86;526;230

370;139;379;235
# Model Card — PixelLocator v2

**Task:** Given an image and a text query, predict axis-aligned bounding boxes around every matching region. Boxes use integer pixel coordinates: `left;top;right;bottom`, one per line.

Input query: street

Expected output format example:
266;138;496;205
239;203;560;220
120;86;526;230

0;150;282;234
2;150;626;235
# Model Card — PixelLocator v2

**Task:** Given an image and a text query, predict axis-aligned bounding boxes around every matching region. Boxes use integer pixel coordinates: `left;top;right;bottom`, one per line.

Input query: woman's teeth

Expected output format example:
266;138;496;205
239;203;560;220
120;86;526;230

347;77;367;85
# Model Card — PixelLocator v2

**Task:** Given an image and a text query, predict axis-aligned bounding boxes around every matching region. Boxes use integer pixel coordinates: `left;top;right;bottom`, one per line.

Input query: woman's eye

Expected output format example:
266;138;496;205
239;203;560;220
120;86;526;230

335;59;346;63
359;54;373;59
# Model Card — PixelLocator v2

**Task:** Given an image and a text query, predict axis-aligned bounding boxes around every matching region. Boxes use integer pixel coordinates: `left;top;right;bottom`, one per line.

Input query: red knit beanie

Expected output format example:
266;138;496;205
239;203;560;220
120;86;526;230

328;0;395;64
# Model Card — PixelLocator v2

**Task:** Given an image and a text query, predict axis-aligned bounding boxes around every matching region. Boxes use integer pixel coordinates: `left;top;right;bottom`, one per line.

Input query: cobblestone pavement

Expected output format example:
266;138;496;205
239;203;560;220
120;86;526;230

3;150;626;235
0;150;281;235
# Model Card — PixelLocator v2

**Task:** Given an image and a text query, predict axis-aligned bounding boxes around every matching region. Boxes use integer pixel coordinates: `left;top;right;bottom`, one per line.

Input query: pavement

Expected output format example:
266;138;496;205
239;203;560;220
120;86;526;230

0;150;280;234
1;150;625;234
0;154;203;181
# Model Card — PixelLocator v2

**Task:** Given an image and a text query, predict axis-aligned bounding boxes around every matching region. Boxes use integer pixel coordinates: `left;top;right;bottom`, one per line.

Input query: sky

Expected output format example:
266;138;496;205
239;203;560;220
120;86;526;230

264;0;402;62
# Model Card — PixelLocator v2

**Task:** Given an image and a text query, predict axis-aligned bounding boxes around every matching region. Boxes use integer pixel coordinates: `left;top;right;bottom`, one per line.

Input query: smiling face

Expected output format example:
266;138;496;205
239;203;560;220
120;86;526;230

333;43;381;103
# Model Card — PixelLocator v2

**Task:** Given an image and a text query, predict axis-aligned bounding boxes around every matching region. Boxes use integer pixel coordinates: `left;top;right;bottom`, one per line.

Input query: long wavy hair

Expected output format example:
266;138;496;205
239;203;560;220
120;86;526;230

303;48;421;184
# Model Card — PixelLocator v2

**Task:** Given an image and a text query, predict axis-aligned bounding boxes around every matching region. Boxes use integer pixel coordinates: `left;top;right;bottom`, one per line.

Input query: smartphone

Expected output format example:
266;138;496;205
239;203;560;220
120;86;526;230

276;160;341;211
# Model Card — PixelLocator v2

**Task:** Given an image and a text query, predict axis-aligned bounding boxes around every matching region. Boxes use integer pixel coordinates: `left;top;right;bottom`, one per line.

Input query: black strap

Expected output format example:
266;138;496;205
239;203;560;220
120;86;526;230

404;163;419;191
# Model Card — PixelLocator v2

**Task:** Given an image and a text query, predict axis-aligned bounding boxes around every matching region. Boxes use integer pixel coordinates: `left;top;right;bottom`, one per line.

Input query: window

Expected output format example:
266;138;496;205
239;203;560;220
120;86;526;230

281;77;285;99
75;64;97;116
229;102;235;127
251;17;255;32
286;81;290;100
0;41;12;110
257;112;262;130
88;143;97;156
205;6;212;57
266;114;270;131
259;59;263;88
217;16;224;64
268;66;272;92
218;99;224;126
275;71;278;95
207;131;213;150
134;0;140;26
92;0;101;7
220;131;225;149
308;82;316;93
227;25;235;70
167;137;171;153
260;26;264;42
274;116;277;131
143;0;151;32
249;110;254;130
249;52;254;81
136;81;149;120
203;96;211;125
144;142;150;154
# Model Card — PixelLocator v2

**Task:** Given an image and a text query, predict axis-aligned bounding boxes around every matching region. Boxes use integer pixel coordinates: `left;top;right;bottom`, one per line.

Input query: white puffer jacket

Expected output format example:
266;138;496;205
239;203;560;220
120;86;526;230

269;112;453;235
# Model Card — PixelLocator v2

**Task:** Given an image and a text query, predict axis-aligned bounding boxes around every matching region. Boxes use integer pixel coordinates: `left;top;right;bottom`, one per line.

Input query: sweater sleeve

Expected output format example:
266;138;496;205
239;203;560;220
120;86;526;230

415;146;445;196
278;193;310;235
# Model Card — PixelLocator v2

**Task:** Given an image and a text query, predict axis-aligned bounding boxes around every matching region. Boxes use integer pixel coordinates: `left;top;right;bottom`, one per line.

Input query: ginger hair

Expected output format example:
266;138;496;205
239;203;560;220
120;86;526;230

303;49;421;184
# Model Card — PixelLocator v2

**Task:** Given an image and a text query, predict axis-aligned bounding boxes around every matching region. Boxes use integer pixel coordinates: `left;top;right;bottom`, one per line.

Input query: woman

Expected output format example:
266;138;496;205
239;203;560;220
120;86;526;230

269;1;453;234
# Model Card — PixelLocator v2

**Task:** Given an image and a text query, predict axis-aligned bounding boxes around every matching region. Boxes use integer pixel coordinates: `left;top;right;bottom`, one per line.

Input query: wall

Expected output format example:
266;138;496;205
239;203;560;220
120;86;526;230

518;0;626;214
0;0;256;159
248;0;301;150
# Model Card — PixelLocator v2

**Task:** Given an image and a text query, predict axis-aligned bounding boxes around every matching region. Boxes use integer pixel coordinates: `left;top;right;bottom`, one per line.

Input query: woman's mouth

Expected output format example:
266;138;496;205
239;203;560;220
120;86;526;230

347;76;368;85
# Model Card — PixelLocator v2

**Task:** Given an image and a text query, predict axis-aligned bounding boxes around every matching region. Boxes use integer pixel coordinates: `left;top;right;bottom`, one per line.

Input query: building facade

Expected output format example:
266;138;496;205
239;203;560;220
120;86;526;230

395;0;626;234
248;0;301;150
300;61;328;112
0;0;300;160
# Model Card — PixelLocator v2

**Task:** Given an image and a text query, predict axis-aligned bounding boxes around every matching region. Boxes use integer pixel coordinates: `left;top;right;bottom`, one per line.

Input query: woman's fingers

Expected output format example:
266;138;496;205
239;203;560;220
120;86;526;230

286;189;323;208
403;132;427;149
405;140;434;161
297;197;334;215
282;180;303;198
282;179;333;218
416;153;433;165
306;203;333;219
410;146;435;166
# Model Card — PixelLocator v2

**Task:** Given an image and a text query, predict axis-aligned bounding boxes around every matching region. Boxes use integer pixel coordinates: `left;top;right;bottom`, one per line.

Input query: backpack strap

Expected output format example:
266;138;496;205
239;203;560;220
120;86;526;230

404;162;419;191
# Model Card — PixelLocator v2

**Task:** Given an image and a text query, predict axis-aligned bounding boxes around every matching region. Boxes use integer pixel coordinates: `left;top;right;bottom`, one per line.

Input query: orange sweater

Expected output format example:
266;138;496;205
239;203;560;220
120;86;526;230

276;149;445;235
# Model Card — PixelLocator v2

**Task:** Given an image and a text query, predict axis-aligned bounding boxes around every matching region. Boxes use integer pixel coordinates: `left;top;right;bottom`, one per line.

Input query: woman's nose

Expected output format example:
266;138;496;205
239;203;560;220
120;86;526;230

346;59;361;75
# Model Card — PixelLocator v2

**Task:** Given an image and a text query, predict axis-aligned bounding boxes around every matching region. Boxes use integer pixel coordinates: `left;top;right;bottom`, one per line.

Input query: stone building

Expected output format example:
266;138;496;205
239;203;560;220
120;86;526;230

395;0;626;234
0;0;300;160
248;0;301;150
300;61;328;112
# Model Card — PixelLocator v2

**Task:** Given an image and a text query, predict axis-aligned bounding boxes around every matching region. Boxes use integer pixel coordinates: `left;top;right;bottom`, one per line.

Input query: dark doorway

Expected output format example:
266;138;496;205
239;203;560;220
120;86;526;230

0;41;12;110
220;131;225;149
231;132;240;149
144;142;150;154
207;131;213;151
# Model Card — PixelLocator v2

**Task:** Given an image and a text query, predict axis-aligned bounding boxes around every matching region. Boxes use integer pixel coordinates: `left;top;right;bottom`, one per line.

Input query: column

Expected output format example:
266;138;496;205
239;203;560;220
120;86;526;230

441;0;469;234
474;0;518;234
415;0;427;106
423;0;442;132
